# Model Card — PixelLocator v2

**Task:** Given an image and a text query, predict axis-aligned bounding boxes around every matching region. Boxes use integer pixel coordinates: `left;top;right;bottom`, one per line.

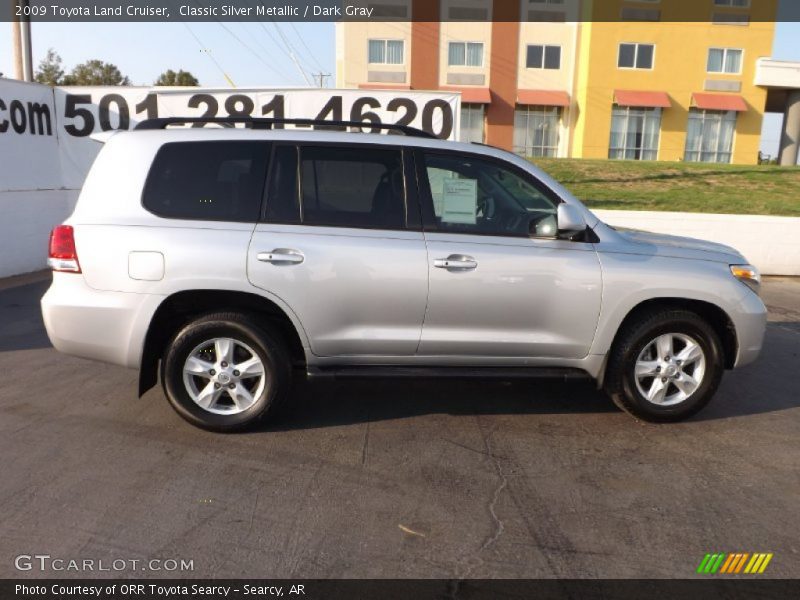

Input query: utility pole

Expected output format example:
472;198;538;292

12;0;34;81
313;72;331;88
12;4;23;79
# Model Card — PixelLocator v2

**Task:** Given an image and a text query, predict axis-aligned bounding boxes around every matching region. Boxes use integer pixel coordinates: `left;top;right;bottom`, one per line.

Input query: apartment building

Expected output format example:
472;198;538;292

335;0;778;164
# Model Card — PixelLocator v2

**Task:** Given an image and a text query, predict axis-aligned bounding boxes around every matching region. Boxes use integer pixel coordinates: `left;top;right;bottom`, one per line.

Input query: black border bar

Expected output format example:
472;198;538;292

4;579;800;600
2;0;798;23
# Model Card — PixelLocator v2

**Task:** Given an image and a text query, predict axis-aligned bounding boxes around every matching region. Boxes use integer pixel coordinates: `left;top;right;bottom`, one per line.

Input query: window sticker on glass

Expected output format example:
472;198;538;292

441;179;478;224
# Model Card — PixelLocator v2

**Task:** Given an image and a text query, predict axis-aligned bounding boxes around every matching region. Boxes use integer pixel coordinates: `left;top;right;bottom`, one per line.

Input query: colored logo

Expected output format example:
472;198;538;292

697;553;773;574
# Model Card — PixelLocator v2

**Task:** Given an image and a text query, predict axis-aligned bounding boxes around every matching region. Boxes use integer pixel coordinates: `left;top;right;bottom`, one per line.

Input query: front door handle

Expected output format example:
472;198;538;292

433;254;478;270
257;248;305;265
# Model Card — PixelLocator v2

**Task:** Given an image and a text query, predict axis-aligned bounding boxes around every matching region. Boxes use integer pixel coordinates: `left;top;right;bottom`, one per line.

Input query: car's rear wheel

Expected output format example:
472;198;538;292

604;309;724;422
162;312;290;432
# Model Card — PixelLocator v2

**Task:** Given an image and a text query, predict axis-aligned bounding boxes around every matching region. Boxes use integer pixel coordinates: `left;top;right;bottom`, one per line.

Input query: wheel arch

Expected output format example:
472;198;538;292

599;297;738;387
138;289;307;397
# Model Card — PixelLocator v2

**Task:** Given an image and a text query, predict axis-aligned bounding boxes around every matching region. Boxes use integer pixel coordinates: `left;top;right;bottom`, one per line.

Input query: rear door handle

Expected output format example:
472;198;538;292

257;248;305;265
433;254;478;270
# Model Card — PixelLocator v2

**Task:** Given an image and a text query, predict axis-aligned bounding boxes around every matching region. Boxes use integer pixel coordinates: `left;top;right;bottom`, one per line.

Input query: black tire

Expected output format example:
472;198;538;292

162;312;291;432
603;309;724;423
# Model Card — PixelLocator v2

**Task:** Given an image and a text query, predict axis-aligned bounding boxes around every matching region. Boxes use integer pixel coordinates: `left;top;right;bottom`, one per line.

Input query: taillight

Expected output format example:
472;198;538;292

48;225;81;273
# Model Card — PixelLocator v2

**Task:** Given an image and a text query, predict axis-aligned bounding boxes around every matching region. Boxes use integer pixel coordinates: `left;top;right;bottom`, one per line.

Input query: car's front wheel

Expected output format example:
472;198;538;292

604;309;725;422
162;313;290;432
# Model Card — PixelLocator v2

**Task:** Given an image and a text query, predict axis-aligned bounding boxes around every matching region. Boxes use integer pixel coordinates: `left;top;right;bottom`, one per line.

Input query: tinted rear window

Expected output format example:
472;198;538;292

143;141;270;222
299;146;405;229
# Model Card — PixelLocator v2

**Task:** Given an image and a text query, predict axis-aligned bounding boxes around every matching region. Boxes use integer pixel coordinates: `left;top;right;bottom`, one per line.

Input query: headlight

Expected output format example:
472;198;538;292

730;264;761;294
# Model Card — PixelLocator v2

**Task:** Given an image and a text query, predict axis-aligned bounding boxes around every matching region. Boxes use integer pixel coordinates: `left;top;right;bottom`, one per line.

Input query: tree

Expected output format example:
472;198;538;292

34;48;65;86
61;60;131;86
154;69;199;86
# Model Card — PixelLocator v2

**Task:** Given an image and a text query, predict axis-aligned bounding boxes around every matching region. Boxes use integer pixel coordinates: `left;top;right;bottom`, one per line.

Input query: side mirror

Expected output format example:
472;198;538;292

557;203;587;237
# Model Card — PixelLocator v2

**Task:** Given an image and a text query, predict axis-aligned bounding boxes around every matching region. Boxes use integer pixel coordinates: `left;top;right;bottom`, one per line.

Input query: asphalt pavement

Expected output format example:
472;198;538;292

0;275;798;579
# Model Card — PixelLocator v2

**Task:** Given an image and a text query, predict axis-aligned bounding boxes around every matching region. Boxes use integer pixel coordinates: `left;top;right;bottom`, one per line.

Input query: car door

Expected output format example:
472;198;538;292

415;149;602;359
247;143;428;357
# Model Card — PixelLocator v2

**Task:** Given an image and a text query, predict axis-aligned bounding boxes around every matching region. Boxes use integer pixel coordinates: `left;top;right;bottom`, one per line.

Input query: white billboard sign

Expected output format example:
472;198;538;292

53;87;461;188
0;79;61;192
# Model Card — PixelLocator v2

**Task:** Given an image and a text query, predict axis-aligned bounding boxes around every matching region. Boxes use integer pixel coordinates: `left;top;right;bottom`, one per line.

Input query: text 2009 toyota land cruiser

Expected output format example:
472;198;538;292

41;118;766;431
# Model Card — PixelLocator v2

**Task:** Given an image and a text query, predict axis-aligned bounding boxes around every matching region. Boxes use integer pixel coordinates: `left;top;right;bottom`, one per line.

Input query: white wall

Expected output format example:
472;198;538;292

0;79;73;278
0;190;79;278
594;210;800;276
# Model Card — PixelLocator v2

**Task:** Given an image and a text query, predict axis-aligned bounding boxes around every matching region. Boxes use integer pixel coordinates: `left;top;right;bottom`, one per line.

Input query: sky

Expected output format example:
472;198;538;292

1;19;799;156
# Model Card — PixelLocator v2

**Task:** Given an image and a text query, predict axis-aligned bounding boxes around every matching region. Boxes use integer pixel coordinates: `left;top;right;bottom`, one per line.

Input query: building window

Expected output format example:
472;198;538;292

620;7;661;21
448;42;484;67
446;0;491;21
707;48;743;74
526;45;561;70
684;109;737;163
608;106;661;161
369;2;409;18
368;39;404;65
460;104;485;144
713;0;750;7
526;0;567;21
618;43;655;69
513;106;560;157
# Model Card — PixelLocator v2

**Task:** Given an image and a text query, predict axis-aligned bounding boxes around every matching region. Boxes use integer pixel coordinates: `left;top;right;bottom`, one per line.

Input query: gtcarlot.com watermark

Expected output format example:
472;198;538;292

14;554;194;572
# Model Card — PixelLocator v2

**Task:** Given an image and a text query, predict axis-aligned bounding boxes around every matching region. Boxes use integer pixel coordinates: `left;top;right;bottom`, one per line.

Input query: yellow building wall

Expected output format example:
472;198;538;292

574;0;777;164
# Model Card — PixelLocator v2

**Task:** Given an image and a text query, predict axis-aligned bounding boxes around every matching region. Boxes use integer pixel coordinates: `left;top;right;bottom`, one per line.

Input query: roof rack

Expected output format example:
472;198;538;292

134;117;436;138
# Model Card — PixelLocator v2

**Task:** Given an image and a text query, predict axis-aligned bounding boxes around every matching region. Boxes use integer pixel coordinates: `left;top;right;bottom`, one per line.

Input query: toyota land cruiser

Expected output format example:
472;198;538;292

41;118;766;431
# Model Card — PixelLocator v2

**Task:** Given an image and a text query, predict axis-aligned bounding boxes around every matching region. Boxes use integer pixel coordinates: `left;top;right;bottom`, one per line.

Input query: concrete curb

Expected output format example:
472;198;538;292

593;209;800;276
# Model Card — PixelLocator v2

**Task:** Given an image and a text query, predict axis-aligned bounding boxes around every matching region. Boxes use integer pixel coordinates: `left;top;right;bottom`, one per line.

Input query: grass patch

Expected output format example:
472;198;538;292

530;158;800;217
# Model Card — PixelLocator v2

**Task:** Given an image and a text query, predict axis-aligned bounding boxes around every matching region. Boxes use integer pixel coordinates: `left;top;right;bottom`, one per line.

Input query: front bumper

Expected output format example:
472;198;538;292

732;288;768;368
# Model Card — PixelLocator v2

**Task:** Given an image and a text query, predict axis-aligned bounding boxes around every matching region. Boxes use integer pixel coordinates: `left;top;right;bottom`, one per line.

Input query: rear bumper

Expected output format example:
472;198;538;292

41;273;164;369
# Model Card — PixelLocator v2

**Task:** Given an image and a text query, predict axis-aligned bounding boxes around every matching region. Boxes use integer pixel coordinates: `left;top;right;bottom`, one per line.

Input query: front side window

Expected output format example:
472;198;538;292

618;43;654;69
684;109;737;163
143;141;270;222
608;106;662;160
448;42;484;67
460;103;485;144
526;44;562;69
513;105;560;157
299;146;406;229
707;48;743;74
368;39;404;64
422;152;558;238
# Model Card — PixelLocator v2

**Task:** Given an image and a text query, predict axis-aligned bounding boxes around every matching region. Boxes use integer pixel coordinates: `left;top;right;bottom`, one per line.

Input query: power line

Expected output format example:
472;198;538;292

269;21;313;86
215;20;303;85
192;0;300;85
239;22;298;82
182;23;236;88
288;22;327;73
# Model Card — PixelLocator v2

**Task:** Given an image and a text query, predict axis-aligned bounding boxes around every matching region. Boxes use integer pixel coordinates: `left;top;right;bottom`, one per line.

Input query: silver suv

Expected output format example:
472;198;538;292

41;118;767;431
